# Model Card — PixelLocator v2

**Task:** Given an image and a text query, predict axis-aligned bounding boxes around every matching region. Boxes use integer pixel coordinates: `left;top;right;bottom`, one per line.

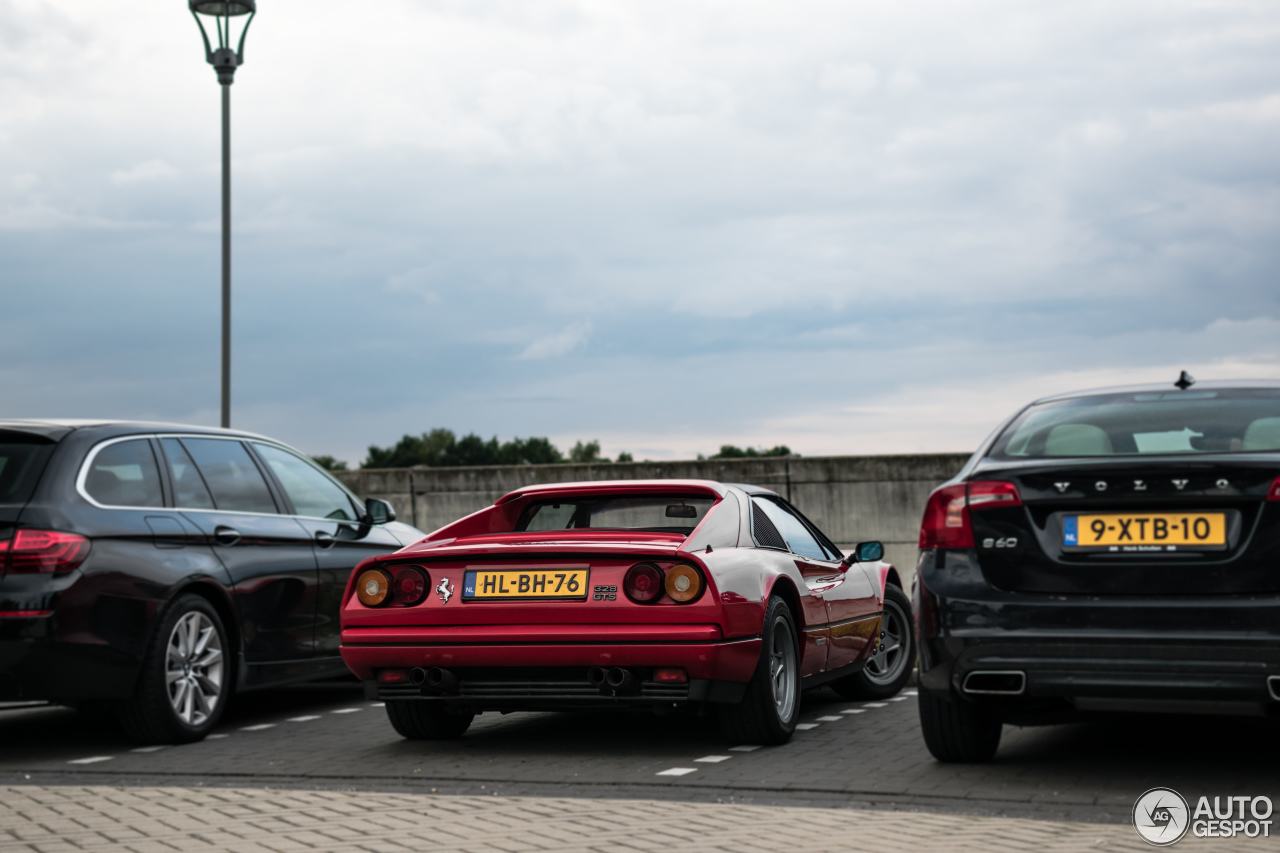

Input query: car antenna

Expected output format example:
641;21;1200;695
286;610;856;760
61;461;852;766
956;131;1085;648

1174;370;1195;390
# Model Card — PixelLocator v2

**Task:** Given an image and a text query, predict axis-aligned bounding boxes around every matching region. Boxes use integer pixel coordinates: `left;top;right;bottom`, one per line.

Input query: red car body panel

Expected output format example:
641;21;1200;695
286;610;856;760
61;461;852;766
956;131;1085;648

339;480;890;708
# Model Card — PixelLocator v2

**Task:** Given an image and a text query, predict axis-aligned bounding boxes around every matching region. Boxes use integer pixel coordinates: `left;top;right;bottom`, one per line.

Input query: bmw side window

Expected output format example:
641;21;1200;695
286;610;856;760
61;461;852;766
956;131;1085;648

84;440;164;508
252;443;360;521
159;439;215;509
754;498;830;561
181;438;278;515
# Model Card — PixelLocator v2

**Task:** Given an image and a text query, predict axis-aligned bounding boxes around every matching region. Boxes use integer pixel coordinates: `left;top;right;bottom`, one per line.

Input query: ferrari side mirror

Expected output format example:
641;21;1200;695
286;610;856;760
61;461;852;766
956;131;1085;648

841;540;884;566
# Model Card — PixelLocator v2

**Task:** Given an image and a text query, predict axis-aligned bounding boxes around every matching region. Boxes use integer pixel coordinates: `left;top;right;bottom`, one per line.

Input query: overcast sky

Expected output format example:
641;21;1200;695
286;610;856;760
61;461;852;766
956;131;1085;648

2;0;1278;465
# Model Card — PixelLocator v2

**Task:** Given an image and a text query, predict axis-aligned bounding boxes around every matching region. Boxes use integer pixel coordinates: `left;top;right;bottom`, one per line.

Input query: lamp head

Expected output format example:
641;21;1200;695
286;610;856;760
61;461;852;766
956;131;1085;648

189;0;257;84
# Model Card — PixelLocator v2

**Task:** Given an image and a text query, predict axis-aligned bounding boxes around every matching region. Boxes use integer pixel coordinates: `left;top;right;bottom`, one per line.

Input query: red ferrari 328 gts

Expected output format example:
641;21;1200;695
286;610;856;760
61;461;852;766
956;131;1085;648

339;479;913;744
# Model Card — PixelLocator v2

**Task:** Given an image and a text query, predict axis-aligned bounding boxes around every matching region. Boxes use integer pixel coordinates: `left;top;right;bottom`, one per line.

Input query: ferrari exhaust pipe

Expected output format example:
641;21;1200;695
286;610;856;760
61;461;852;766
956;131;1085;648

424;667;459;694
605;667;638;692
407;667;428;687
587;667;608;688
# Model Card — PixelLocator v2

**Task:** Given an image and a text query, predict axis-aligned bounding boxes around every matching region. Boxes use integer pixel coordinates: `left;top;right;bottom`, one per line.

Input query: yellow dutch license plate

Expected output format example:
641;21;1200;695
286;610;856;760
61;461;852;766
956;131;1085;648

1063;512;1227;551
462;568;589;600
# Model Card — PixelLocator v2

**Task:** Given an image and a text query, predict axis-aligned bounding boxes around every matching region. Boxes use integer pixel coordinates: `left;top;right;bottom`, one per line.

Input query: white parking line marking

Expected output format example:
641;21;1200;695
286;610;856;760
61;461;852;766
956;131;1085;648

863;702;888;708
840;709;866;715
815;716;843;722
694;755;731;763
728;745;761;752
68;756;113;765
206;734;228;739
240;723;276;731
331;708;362;714
904;689;918;696
656;767;698;776
794;723;819;730
370;702;385;707
130;746;164;753
287;715;322;722
889;696;908;702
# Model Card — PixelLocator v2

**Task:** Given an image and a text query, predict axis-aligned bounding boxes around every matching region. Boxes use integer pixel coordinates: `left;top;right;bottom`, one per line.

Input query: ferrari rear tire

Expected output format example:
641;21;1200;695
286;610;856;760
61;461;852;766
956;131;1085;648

717;595;800;745
917;687;1002;763
829;583;915;700
385;701;475;740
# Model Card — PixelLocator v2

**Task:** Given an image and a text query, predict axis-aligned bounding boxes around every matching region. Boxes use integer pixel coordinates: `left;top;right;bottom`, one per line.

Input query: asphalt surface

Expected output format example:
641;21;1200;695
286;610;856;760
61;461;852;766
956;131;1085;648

2;681;1276;829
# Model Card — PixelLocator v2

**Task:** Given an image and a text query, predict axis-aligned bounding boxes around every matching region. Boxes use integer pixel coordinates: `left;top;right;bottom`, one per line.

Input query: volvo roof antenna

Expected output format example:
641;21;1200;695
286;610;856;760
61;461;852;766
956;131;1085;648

1174;370;1196;390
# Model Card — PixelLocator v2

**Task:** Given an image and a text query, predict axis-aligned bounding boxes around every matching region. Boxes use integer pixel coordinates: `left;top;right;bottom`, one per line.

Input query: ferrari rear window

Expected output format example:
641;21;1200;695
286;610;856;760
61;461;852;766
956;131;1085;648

516;496;715;534
991;388;1280;458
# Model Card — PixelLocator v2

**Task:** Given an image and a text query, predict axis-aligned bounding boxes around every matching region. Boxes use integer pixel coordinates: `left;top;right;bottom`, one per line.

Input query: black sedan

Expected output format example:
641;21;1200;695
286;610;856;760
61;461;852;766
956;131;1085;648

0;420;423;743
913;377;1280;762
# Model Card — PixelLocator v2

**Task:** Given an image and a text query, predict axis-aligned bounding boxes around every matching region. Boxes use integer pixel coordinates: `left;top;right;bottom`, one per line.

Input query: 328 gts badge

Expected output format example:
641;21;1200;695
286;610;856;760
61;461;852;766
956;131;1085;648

593;585;617;601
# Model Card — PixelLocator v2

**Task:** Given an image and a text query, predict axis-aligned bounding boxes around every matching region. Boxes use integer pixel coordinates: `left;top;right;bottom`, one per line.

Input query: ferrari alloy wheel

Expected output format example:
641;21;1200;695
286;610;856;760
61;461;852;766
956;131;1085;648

917;686;1003;763
830;583;916;700
385;701;475;740
117;594;229;744
718;595;800;745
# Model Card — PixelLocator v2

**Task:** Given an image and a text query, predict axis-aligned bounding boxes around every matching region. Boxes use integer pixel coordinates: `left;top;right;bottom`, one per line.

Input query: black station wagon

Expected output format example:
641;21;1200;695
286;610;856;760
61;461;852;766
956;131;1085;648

0;420;422;743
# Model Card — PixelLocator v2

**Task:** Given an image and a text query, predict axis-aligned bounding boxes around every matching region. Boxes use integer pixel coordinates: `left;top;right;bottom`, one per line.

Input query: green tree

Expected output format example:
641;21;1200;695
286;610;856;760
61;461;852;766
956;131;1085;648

711;444;792;459
310;455;348;472
362;430;566;468
568;439;606;463
615;451;634;462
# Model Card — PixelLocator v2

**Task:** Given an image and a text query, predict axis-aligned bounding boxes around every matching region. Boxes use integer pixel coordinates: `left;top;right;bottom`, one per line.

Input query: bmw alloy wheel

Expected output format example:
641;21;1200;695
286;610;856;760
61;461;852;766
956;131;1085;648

165;611;225;726
863;595;909;686
770;614;798;720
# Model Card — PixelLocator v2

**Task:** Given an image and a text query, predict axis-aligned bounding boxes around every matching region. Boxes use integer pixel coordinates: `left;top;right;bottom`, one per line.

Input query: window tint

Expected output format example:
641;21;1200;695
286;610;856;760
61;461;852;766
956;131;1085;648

84;439;164;508
182;438;277;514
0;437;54;505
992;389;1280;458
160;439;214;509
253;443;358;521
753;498;830;561
517;496;714;533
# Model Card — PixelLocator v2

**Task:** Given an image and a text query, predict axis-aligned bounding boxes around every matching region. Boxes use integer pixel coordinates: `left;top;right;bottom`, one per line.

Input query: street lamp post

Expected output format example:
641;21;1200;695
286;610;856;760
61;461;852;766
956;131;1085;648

189;1;256;429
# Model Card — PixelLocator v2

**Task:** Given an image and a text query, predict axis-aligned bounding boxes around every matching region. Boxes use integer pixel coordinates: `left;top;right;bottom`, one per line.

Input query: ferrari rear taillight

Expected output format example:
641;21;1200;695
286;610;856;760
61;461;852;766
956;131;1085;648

391;566;429;606
1268;476;1280;502
624;563;664;603
919;481;1022;550
1;530;90;574
664;564;703;603
356;568;392;607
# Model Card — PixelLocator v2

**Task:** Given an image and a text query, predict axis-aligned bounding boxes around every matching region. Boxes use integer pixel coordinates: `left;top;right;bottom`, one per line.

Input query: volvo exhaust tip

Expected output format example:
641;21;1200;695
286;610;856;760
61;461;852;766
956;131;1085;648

1268;675;1280;702
604;667;638;693
423;667;459;694
407;667;428;687
587;667;608;688
962;670;1027;696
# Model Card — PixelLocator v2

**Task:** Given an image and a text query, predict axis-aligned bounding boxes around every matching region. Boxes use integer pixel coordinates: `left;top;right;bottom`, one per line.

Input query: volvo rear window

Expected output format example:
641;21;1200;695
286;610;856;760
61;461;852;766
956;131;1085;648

991;389;1280;458
0;435;56;506
517;496;715;533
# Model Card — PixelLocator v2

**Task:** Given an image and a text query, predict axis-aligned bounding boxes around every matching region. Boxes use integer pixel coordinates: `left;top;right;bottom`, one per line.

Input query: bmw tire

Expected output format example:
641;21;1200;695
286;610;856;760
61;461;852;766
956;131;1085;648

830;583;915;700
385;702;475;740
917;686;1003;763
717;595;801;745
117;594;230;744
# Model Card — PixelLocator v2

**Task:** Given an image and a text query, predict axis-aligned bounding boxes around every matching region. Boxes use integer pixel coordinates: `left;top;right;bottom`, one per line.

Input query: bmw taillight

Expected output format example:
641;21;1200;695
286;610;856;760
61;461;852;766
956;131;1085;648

0;530;91;574
919;481;1022;550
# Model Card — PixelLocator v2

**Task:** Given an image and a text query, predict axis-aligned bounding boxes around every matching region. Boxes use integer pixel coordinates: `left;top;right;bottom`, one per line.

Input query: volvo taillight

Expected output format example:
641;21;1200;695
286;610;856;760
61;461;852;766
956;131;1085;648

0;530;91;574
1268;476;1280;502
919;481;1022;550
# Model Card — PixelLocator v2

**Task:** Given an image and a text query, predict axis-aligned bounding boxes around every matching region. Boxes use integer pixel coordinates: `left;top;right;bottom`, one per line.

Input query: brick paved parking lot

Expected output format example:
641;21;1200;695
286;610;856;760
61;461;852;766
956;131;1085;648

0;684;1275;850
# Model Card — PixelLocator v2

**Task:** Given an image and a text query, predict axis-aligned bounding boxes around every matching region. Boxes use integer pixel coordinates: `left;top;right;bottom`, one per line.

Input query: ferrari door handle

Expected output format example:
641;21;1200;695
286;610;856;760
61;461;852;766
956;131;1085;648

213;526;242;546
314;531;336;550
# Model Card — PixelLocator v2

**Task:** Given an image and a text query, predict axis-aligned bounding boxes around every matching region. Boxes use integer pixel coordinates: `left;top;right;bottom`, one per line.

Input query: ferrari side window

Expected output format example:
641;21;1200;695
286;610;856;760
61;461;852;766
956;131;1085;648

754;498;830;561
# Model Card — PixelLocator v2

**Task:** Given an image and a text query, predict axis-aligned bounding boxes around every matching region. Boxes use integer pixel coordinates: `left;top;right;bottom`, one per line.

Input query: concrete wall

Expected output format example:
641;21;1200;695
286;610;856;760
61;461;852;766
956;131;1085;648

335;453;970;591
